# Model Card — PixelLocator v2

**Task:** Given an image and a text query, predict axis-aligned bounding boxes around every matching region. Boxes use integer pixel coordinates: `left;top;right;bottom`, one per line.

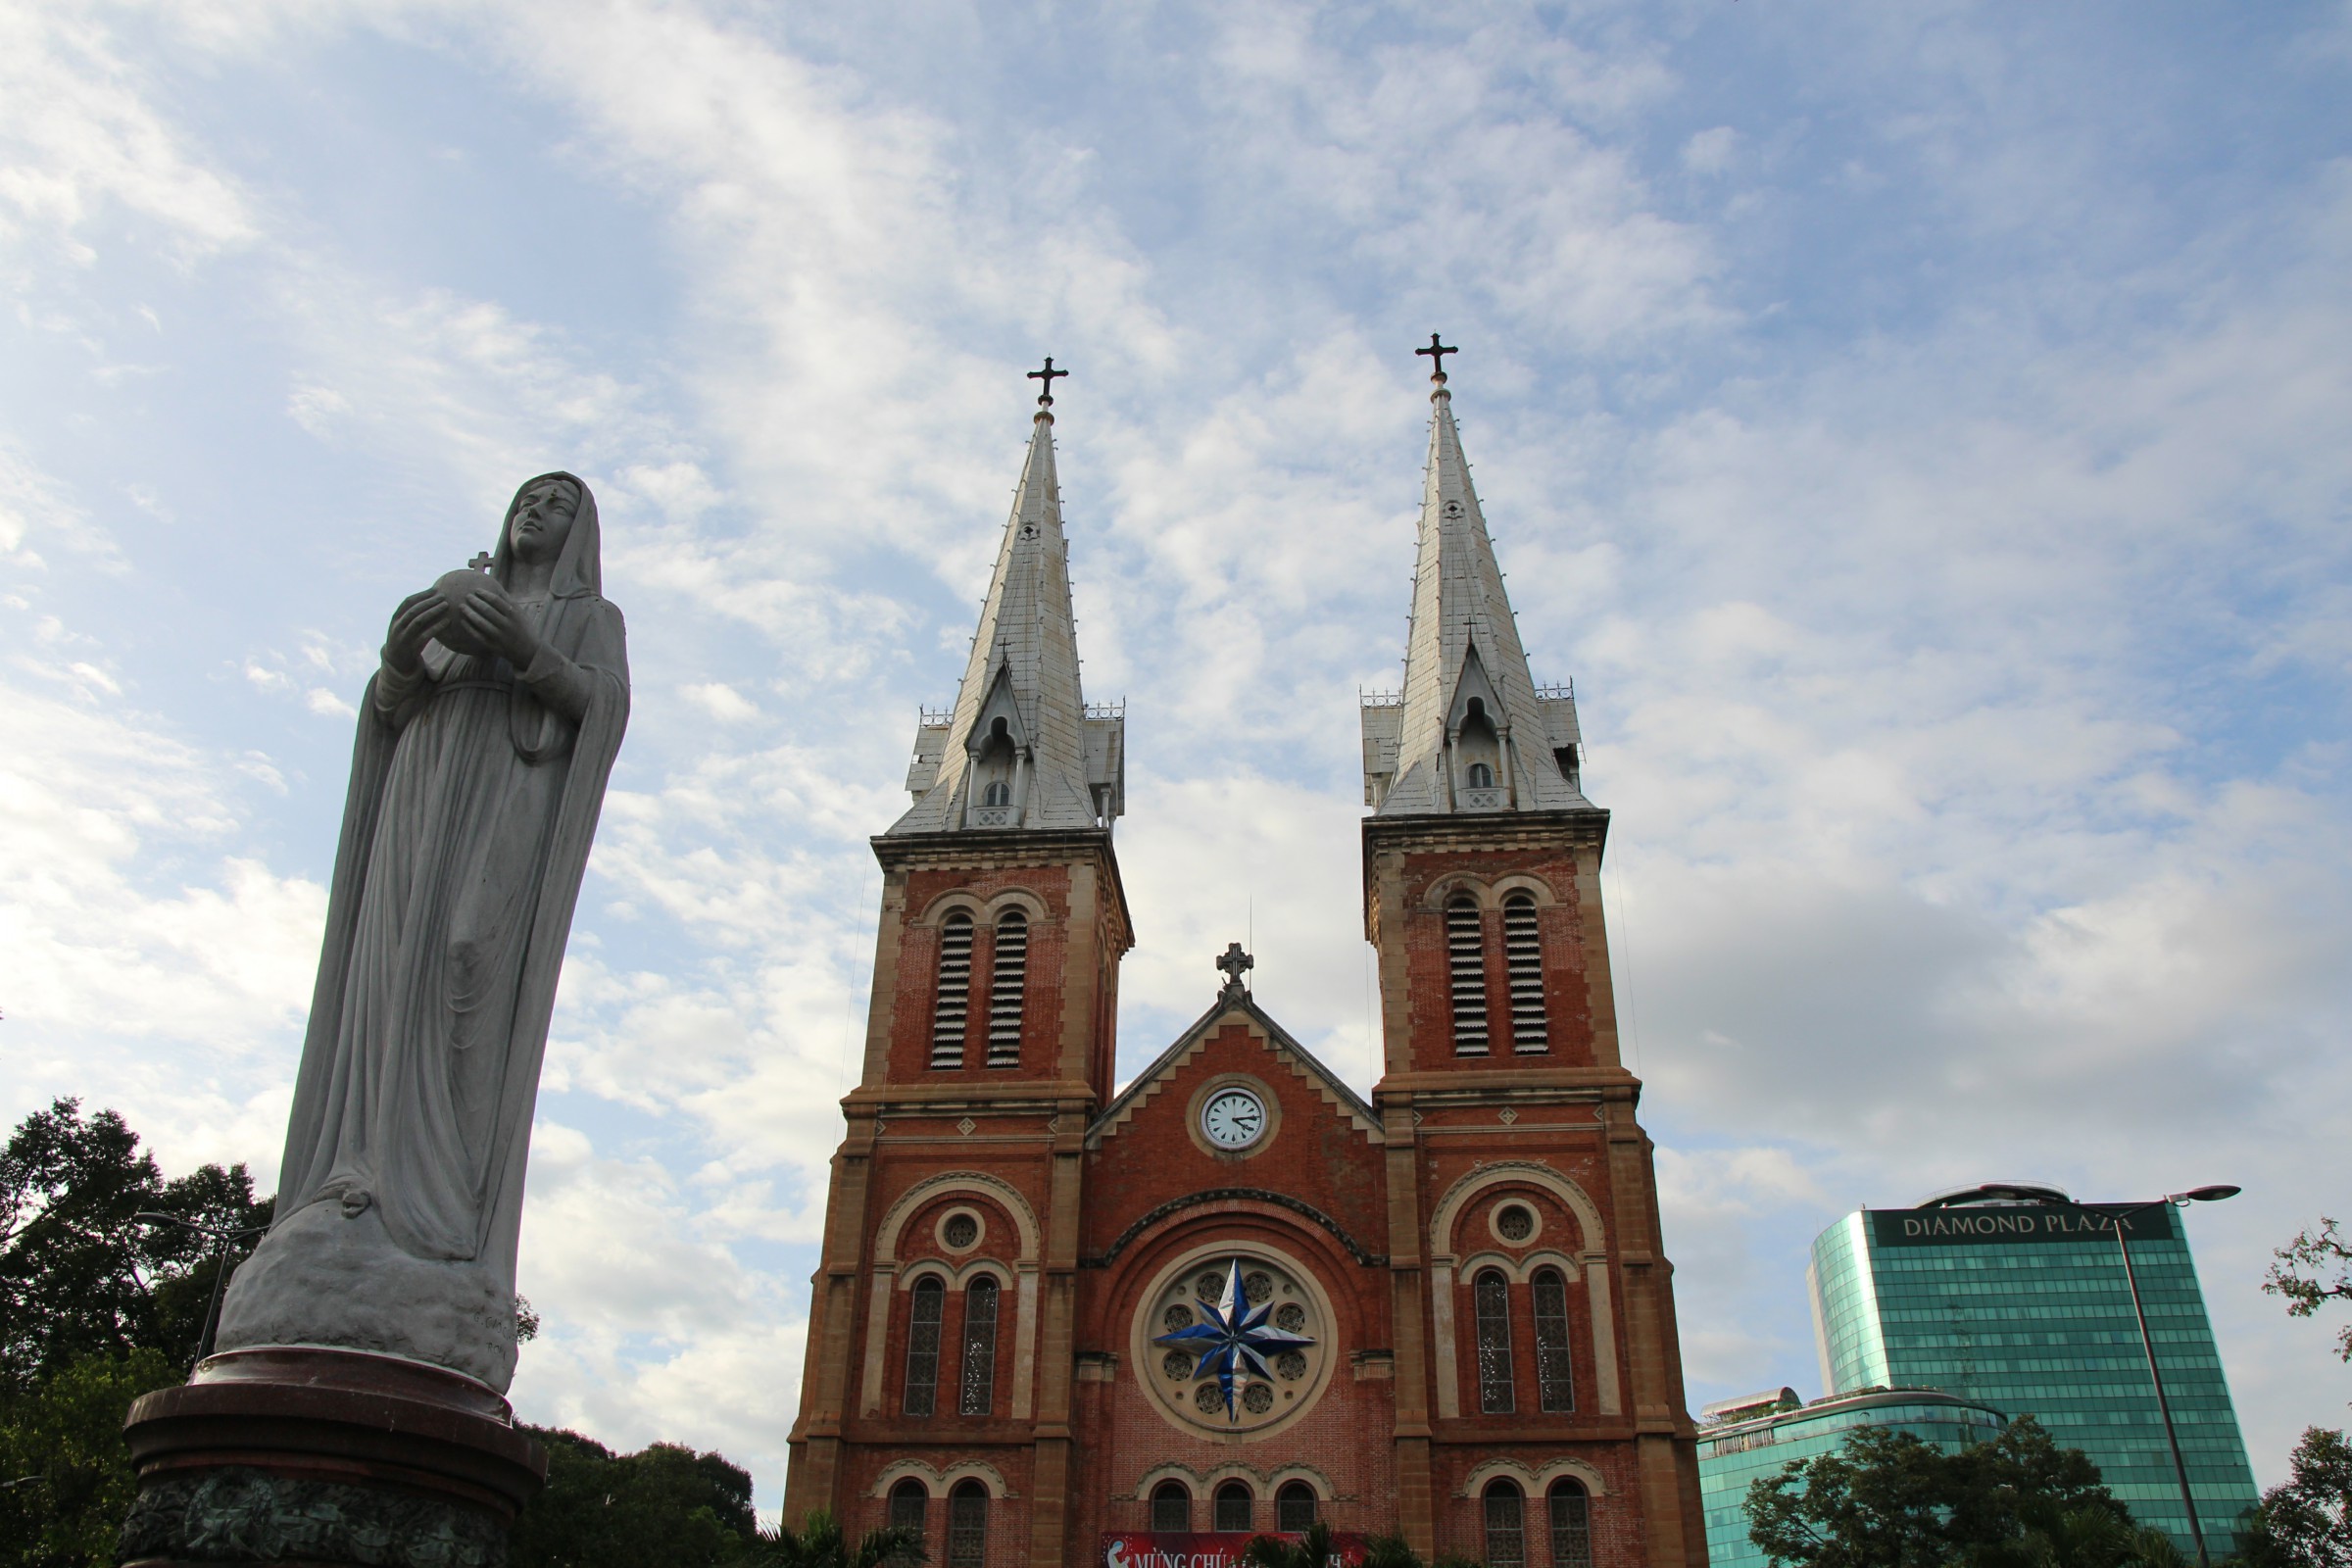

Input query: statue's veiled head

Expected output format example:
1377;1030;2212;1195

491;471;602;598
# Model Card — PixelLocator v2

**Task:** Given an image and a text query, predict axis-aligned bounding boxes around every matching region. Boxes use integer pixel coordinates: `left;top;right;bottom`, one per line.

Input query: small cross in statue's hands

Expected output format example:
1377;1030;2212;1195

468;551;494;572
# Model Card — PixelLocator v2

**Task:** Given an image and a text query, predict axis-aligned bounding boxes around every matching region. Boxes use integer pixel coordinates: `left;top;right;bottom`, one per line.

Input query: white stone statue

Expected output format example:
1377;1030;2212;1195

217;472;629;1391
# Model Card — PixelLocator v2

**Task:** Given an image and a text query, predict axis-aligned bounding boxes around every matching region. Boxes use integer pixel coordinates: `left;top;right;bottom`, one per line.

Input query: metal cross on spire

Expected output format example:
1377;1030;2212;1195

1415;333;1458;383
1027;356;1068;407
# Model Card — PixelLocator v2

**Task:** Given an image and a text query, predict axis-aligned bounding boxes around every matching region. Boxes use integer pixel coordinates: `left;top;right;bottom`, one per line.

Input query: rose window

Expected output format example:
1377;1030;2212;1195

1135;1250;1335;1437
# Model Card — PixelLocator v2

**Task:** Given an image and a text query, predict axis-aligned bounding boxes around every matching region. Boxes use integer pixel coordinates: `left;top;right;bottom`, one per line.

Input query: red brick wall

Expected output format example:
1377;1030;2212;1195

1388;847;1599;1072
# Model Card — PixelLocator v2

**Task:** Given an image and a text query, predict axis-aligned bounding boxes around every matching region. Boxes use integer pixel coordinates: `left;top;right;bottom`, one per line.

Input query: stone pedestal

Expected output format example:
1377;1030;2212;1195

119;1347;547;1568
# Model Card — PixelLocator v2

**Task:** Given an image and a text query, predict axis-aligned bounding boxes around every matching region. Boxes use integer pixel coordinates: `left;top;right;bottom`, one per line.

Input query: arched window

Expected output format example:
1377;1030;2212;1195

1502;894;1546;1053
1276;1482;1317;1534
1483;1480;1527;1568
987;911;1027;1068
948;1481;989;1568
1446;895;1489;1055
1532;1266;1575;1413
1548;1480;1592;1568
959;1275;1000;1415
903;1276;945;1416
1213;1482;1253;1534
1474;1267;1515;1414
888;1479;929;1544
1466;761;1494;789
1151;1481;1193;1533
931;913;973;1069
980;780;1011;807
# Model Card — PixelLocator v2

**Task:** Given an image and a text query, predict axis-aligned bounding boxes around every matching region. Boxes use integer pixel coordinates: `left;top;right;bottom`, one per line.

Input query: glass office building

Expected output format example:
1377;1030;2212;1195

1809;1188;2260;1554
1698;1387;2007;1568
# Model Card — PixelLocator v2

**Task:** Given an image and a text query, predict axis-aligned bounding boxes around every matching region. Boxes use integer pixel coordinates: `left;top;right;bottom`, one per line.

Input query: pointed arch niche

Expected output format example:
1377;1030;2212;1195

960;664;1030;828
1446;645;1510;809
860;1172;1043;1422
1426;1163;1620;1421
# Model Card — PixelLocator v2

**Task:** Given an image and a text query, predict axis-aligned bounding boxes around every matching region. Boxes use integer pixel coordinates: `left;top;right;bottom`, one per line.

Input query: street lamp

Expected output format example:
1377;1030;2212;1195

1942;1183;2240;1567
133;1212;268;1371
2102;1186;2239;1568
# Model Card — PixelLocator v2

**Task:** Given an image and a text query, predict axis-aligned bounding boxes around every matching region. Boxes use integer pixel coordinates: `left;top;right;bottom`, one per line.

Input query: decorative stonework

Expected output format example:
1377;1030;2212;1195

120;1466;506;1568
1131;1244;1337;1440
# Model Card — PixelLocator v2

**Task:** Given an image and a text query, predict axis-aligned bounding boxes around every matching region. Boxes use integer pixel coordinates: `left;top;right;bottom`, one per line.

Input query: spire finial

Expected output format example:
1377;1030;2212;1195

1027;356;1068;410
1215;942;1253;1002
1415;333;1457;387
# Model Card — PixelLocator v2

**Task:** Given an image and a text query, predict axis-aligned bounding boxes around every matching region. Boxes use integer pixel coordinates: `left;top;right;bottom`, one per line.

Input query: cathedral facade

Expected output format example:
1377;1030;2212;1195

783;362;1707;1568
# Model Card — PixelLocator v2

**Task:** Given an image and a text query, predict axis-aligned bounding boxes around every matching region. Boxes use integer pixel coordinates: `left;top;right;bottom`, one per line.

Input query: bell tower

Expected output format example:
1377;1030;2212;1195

785;368;1131;1556
1364;341;1708;1565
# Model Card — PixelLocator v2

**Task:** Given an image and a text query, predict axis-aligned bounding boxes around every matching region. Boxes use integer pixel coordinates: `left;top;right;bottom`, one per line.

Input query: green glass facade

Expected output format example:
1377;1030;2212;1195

1807;1202;2260;1554
1699;1390;2007;1568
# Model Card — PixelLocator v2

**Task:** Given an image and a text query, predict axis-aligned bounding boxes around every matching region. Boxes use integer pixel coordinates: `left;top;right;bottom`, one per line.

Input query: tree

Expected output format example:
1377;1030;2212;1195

0;1348;182;1568
1743;1416;2134;1568
1244;1520;1338;1568
2239;1429;2352;1568
746;1507;923;1568
0;1098;272;1385
508;1428;764;1568
2269;1222;2352;1367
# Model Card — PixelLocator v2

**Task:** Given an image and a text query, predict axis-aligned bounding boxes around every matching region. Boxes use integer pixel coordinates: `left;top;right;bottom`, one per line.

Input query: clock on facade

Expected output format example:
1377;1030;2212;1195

1200;1088;1267;1150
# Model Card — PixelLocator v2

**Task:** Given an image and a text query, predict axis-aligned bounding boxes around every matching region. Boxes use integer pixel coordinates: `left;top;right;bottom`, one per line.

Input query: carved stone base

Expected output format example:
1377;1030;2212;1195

120;1347;546;1568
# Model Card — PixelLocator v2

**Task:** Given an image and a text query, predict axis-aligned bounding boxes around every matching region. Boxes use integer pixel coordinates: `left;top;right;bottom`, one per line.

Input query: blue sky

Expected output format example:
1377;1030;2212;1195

4;0;2349;1515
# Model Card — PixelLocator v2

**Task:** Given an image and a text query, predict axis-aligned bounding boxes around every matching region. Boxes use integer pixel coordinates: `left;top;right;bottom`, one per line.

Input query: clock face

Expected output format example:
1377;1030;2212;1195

1201;1089;1267;1150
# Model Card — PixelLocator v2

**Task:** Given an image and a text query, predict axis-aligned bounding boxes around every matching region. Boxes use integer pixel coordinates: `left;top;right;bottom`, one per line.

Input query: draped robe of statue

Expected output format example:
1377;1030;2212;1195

217;474;628;1391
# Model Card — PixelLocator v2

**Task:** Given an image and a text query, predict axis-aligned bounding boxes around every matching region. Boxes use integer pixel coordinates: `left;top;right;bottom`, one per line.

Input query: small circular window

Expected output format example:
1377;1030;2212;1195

1490;1201;1542;1246
935;1207;985;1253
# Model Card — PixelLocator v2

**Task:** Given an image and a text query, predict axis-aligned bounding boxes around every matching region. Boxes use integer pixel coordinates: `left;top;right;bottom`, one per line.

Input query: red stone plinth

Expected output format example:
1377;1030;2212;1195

119;1347;548;1568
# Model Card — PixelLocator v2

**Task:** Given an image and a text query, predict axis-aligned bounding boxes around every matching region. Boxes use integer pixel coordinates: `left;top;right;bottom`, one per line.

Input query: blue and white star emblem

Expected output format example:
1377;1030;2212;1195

1152;1259;1316;1423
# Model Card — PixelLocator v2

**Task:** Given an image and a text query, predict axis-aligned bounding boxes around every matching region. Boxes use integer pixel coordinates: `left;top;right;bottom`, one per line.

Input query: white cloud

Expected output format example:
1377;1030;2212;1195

0;4;254;260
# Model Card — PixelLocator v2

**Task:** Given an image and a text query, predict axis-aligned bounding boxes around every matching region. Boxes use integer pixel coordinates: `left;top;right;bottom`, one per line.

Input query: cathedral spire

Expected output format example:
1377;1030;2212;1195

892;369;1124;834
1362;346;1589;815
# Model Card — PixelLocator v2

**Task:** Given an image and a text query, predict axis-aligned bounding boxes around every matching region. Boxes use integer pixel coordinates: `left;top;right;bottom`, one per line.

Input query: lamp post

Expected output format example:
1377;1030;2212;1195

1974;1183;2239;1568
133;1212;268;1370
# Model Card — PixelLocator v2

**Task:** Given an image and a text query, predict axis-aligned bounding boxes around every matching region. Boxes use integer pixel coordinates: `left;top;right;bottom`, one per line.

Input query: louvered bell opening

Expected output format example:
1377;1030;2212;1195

1503;896;1546;1053
1446;898;1490;1055
987;912;1027;1068
931;915;973;1069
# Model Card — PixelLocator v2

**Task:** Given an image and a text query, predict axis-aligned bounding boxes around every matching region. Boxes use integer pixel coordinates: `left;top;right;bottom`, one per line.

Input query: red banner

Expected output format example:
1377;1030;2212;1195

1101;1533;1369;1568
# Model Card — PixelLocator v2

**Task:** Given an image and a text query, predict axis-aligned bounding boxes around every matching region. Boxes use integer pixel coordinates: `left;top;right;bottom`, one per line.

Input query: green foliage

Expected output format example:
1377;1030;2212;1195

1742;1416;2136;1568
1357;1534;1426;1568
0;1101;273;1567
1243;1520;1338;1568
509;1427;762;1568
2268;1222;2352;1366
2238;1429;2352;1568
0;1098;272;1386
0;1348;182;1568
744;1507;924;1568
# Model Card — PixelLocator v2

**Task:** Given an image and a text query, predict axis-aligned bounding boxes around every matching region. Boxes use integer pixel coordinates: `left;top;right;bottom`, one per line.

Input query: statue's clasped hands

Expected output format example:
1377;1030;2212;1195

383;575;544;675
